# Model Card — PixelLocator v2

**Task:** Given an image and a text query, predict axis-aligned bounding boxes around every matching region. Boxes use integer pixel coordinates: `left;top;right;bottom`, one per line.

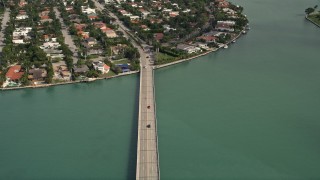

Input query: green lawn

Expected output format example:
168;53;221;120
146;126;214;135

155;52;177;65
99;70;117;78
113;58;129;65
308;13;320;26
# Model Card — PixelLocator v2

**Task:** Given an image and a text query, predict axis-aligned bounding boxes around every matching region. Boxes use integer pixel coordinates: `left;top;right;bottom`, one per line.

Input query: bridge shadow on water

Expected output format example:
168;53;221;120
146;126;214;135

126;74;140;180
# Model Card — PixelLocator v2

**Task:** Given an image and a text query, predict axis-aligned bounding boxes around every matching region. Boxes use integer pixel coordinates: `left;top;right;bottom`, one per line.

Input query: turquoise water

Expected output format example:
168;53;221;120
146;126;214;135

0;77;139;179
1;0;320;179
156;0;320;179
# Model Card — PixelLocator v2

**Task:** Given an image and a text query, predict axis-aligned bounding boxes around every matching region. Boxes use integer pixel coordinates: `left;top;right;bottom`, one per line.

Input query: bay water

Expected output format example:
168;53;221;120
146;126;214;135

1;0;320;179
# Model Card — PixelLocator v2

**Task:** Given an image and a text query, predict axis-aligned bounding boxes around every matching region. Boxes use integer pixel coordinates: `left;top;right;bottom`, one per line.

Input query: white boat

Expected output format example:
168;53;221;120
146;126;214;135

223;45;228;49
242;30;247;34
232;40;236;43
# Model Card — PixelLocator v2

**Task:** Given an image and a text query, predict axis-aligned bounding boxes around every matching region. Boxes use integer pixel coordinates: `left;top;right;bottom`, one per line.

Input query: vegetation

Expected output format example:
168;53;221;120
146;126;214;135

306;5;320;27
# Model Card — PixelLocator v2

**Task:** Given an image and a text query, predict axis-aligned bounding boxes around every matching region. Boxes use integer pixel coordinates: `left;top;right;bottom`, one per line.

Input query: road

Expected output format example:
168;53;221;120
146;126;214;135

53;7;78;64
92;0;146;44
92;1;160;179
0;8;10;52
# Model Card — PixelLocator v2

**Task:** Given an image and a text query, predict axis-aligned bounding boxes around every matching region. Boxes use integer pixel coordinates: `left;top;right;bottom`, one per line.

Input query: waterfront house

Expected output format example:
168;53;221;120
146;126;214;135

73;65;89;74
6;65;24;81
28;68;47;82
196;35;217;43
177;44;202;54
60;71;71;80
116;64;130;73
92;61;110;74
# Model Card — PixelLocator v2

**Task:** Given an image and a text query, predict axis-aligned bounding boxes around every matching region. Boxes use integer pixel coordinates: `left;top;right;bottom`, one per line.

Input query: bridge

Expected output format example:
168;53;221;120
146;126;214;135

136;46;160;180
91;1;160;179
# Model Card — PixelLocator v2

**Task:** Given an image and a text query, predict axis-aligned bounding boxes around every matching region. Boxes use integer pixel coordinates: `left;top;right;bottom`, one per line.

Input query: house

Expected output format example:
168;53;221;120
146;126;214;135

154;33;164;41
12;38;25;44
130;15;140;20
74;23;87;31
177;44;202;54
6;65;24;81
163;24;176;33
81;6;96;14
182;9;191;13
87;48;103;55
119;10;132;16
111;44;127;55
92;61;110;74
139;9;150;18
215;24;234;32
116;64;130;73
85;37;97;47
105;30;118;38
28;68;47;81
40;15;53;23
16;14;28;20
194;42;209;50
73;65;89;74
93;21;107;29
87;13;98;20
141;25;150;31
78;31;90;39
197;35;217;43
13;27;32;37
19;0;27;7
60;71;71;80
169;11;179;17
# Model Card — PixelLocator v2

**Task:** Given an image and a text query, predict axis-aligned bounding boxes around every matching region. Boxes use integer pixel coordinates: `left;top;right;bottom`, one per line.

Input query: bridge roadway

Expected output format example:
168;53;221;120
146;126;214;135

91;1;160;179
136;49;160;180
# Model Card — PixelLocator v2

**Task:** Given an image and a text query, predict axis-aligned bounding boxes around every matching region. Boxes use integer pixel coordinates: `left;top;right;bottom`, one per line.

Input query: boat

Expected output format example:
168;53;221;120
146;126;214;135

242;30;247;34
223;45;228;49
232;40;236;43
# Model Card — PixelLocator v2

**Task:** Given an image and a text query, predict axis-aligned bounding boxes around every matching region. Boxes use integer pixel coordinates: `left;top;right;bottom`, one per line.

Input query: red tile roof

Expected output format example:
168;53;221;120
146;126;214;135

154;33;164;41
104;64;110;70
6;65;24;80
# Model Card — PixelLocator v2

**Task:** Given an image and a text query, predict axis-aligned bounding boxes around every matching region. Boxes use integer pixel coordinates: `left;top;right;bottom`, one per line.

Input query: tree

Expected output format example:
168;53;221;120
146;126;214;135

305;7;315;15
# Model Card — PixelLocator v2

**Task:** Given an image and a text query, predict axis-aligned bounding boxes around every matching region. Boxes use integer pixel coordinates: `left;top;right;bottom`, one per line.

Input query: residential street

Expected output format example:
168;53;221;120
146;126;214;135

53;7;78;64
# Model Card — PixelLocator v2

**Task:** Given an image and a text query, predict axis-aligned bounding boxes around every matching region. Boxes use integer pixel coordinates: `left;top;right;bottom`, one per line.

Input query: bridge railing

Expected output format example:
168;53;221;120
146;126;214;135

152;68;160;179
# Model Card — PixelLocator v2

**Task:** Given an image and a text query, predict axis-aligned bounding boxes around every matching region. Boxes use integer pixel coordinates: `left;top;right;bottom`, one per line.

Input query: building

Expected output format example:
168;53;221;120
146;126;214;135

81;6;96;14
28;68;47;82
105;30;118;38
177;44;202;54
6;65;24;81
154;33;164;41
73;65;89;74
16;14;28;20
93;61;110;74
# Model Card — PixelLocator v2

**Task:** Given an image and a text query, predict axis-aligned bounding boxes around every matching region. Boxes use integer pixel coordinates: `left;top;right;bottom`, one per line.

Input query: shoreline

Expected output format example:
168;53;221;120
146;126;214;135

306;15;320;28
154;31;243;69
1;32;244;91
1;71;139;91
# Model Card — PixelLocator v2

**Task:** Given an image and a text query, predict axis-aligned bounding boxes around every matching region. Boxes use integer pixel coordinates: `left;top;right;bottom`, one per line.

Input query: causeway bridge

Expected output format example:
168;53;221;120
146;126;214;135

92;1;160;179
136;46;160;180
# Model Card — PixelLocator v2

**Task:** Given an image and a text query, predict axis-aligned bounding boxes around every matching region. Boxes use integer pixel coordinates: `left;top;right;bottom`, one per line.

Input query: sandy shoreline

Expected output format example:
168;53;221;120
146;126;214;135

1;32;244;91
